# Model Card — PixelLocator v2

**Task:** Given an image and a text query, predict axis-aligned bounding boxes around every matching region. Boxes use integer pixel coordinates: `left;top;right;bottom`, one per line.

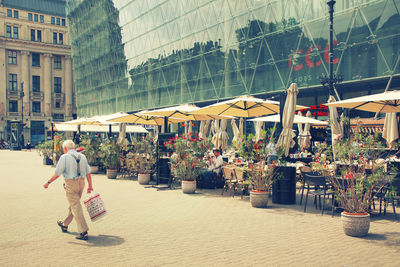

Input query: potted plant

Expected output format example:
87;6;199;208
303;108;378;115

313;123;391;237
165;134;210;193
99;141;122;179
53;135;64;165
238;132;282;208
37;140;54;165
80;136;101;173
132;136;156;185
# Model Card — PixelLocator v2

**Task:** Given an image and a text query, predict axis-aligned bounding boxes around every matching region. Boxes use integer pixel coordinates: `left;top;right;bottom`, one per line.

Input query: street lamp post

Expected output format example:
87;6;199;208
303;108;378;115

20;82;25;148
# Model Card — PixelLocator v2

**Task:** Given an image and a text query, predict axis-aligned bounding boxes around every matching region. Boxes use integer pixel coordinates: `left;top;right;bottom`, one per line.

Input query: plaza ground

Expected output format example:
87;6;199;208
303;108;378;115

0;150;399;266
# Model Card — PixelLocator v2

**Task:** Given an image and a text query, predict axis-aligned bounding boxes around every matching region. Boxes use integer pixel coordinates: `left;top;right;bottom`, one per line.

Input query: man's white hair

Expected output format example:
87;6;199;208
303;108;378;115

63;140;75;150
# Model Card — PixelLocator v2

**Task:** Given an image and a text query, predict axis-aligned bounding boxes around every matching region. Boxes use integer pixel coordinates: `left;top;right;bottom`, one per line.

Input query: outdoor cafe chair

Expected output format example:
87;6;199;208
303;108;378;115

221;166;248;199
303;172;334;215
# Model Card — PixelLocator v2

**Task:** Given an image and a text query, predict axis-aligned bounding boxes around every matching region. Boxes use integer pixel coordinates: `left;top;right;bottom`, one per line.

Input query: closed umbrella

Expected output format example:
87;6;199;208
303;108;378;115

203;120;211;138
117;123;127;144
328;95;343;146
219;119;229;151
277;83;299;157
254;121;264;142
297;112;305;149
231;119;240;142
211;120;220;148
382;112;399;148
302;111;312;150
239;118;244;137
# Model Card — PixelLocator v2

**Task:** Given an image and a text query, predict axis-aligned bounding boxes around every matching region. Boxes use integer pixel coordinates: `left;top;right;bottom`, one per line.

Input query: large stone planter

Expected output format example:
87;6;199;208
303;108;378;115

250;190;269;208
341;212;370;237
182;180;196;194
106;168;118;179
138;173;151;185
90;165;99;174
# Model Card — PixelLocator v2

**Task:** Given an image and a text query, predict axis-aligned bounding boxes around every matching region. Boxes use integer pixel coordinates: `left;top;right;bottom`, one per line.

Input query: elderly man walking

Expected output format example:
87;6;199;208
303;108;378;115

43;139;93;240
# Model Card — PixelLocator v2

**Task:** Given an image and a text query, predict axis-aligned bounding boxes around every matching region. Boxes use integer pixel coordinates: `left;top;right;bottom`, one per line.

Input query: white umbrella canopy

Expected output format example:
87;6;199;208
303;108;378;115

276;83;299;156
141;104;231;121
108;111;184;125
382;112;399;148
324;90;400;113
302;111;313;150
249;114;328;125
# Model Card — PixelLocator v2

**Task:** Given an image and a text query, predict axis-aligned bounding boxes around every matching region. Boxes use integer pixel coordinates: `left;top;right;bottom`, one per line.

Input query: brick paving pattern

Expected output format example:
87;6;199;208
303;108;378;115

0;150;399;266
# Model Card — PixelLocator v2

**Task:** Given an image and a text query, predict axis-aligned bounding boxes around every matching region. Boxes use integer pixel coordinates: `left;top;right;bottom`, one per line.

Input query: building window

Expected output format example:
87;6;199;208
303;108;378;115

53;32;57;44
32;53;40;67
37;30;42;42
13;26;18;39
56;18;60;25
53;114;64;121
8;50;17;65
54;77;62;93
9;74;18;90
32;102;41;113
9;100;18;112
14;10;19;19
31;29;35;41
28;13;32;21
40;15;44;23
34;14;38;22
54;56;62;69
32;76;40;92
55;101;60;109
59;33;63;44
7;9;12;17
6;25;11;38
51;17;55;24
62;19;66;26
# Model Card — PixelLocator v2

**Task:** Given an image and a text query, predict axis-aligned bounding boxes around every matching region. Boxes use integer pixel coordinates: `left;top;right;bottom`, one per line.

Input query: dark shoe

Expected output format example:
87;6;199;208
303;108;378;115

75;231;88;240
57;220;68;232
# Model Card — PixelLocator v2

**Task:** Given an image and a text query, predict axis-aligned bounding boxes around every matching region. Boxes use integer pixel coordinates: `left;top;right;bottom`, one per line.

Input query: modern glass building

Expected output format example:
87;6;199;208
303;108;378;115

67;0;400;117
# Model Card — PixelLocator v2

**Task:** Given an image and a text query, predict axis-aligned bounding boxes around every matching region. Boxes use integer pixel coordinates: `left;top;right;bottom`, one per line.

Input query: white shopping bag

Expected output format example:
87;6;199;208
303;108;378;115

83;193;107;221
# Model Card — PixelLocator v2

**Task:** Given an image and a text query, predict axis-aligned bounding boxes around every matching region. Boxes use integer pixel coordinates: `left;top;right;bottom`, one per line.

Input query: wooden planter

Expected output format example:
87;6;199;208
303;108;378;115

250;190;269;208
90;165;99;174
182;180;196;194
106;168;118;179
138;173;151;185
341;212;370;237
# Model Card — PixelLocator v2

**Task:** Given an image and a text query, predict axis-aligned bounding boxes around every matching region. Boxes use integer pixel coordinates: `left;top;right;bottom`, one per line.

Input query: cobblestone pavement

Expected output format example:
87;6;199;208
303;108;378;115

1;150;400;267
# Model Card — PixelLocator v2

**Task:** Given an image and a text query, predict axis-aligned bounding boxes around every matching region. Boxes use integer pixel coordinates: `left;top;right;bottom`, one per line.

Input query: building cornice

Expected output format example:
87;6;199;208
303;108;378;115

0;37;71;55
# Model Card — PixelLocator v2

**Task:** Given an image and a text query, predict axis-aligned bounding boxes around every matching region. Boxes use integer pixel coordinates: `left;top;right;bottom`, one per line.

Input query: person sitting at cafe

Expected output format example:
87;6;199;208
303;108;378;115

199;148;224;189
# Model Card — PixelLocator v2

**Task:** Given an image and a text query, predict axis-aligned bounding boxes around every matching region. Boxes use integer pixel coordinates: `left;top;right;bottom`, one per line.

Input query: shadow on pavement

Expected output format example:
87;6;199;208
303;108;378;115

69;234;125;247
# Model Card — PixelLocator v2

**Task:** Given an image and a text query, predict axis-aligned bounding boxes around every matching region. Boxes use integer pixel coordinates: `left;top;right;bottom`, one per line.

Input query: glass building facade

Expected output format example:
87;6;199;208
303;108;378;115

67;0;400;117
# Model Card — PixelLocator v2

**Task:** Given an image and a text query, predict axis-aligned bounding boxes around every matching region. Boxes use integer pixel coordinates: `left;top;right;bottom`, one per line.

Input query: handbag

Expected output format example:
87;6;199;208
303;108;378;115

83;193;107;221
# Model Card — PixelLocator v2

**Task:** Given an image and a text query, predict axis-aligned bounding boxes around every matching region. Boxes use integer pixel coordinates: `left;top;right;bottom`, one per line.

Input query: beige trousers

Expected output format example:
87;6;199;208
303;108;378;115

63;178;88;234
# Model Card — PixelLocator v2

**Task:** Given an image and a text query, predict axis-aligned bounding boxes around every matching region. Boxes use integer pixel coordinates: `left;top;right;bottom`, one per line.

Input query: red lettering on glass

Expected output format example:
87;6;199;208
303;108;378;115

305;45;321;68
288;49;303;71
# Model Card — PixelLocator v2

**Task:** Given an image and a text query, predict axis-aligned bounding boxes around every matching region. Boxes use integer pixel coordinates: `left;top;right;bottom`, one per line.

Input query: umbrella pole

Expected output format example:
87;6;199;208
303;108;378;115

109;124;112;139
164;117;168;133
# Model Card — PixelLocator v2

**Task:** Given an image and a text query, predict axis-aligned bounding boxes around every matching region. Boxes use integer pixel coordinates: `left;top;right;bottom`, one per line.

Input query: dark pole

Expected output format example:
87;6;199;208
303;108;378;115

20;82;25;148
327;0;336;97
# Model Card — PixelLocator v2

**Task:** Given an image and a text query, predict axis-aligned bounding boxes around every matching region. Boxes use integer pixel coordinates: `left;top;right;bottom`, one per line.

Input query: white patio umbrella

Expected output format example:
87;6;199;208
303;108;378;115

239;118;244;137
302;111;313;150
211;120;220;148
324;90;400;113
382;112;399;148
117;123;127;144
108;111;184;125
276;83;300;156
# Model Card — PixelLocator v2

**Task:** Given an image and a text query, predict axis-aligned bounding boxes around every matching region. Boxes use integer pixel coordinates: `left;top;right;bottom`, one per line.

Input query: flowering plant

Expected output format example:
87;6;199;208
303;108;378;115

80;136;101;166
165;134;211;181
237;130;283;191
99;141;122;169
131;136;156;174
313;121;390;214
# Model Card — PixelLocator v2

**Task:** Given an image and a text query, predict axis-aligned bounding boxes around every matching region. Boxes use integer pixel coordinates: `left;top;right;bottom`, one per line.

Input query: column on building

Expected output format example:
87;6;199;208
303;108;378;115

0;47;6;138
43;54;52;117
64;55;73;118
21;51;30;117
